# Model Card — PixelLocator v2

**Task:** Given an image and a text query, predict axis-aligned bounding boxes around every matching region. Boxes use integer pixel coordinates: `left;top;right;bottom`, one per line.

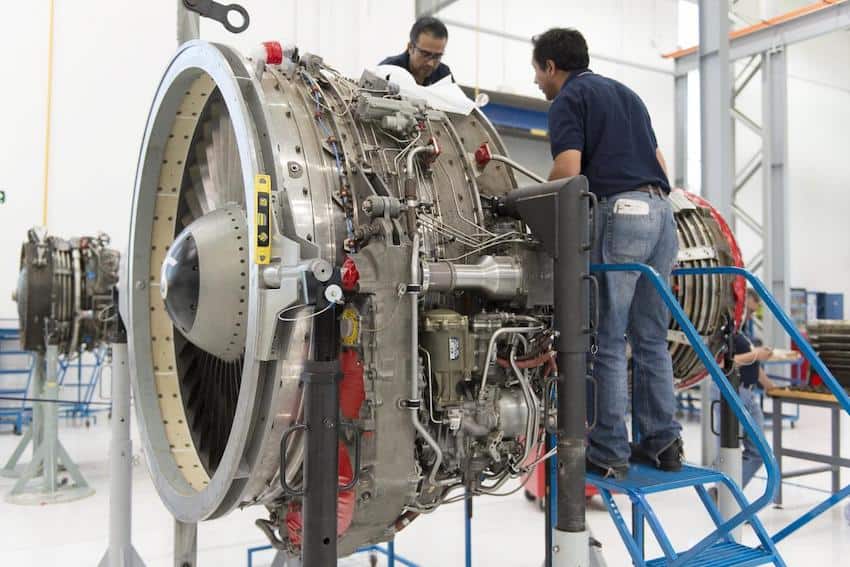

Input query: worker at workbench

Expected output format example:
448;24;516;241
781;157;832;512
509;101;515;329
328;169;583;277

380;16;454;86
531;27;682;480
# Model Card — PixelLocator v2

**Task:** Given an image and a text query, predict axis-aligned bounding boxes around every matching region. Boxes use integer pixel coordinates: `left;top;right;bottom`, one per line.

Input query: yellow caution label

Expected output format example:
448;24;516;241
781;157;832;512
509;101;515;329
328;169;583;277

341;307;360;346
254;174;271;264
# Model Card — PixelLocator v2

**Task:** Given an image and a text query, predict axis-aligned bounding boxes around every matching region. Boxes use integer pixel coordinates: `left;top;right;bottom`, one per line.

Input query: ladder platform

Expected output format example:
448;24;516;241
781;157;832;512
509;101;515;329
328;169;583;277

645;541;775;567
587;463;726;495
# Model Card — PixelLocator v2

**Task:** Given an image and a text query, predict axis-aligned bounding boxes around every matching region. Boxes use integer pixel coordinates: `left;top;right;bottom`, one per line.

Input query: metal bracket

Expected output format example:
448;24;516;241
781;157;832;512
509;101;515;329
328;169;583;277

181;0;249;33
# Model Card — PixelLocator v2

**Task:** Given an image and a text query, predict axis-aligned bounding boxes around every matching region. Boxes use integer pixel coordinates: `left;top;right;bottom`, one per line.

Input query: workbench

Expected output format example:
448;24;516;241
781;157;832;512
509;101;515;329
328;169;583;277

767;387;850;505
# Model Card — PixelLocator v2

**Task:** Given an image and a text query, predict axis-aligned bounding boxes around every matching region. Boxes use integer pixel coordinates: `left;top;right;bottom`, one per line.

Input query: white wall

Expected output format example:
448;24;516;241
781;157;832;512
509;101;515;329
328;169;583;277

0;1;679;320
436;0;679;178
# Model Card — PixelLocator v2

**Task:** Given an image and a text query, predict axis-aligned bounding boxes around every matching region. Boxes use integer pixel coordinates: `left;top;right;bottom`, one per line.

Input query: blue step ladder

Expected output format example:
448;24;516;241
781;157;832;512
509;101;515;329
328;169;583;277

584;264;788;567
0;323;35;434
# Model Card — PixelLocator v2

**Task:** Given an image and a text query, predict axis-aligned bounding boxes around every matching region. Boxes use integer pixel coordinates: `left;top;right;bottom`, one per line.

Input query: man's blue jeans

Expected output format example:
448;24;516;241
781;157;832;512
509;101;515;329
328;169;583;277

711;383;765;488
588;189;682;469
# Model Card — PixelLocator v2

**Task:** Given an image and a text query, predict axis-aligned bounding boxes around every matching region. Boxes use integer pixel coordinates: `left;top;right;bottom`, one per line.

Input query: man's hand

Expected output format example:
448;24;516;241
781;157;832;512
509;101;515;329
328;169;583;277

754;346;774;362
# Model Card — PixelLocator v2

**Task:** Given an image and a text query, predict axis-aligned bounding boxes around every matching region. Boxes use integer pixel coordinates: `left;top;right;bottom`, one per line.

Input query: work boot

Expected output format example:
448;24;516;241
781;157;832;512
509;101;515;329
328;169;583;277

657;437;684;472
630;437;684;472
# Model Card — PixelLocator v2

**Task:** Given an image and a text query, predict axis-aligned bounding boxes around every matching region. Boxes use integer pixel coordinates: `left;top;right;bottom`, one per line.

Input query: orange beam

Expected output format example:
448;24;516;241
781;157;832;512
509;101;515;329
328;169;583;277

663;0;844;60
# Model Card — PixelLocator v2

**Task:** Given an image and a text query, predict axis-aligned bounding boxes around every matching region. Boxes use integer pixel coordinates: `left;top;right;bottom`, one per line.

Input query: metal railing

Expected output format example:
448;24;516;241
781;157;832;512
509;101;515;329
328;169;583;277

592;263;780;565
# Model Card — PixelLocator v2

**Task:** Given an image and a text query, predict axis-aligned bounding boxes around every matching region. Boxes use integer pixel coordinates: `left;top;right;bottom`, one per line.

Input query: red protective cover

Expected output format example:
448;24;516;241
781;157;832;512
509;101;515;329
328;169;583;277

285;349;365;545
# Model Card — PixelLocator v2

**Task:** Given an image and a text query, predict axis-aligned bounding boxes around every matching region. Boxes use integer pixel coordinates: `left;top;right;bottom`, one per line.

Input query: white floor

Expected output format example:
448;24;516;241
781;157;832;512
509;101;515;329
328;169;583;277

1;404;848;566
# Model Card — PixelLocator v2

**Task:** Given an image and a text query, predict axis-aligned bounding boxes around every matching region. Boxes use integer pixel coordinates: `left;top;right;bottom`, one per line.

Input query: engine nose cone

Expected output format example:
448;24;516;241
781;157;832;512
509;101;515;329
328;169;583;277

161;204;249;361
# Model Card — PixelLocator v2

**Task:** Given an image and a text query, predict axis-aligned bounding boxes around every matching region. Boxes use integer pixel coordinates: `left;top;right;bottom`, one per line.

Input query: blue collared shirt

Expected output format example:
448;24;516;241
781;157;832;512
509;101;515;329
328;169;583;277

548;68;670;198
379;51;453;86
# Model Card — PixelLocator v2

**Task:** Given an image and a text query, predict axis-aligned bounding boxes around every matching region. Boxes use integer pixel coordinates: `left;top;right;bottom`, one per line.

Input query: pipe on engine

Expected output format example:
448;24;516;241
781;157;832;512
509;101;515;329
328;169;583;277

421;255;523;300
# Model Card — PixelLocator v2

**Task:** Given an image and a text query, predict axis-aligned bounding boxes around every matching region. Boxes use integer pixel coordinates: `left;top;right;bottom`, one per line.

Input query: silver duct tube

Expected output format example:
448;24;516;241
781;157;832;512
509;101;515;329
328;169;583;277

477;325;543;401
509;346;539;468
422;255;523;300
70;248;82;354
489;153;547;184
408;234;453;487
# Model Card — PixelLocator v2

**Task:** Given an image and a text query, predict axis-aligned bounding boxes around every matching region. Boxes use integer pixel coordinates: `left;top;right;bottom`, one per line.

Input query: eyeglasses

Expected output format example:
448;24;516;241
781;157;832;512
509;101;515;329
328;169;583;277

412;45;444;62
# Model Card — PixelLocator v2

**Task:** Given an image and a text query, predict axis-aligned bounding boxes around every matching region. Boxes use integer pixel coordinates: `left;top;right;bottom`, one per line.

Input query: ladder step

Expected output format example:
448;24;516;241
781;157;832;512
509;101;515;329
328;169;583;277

587;463;726;495
647;541;776;567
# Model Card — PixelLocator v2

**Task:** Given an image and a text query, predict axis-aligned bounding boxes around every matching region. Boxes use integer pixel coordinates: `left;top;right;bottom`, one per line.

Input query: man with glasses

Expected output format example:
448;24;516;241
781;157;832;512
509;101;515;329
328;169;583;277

531;28;682;480
380;16;453;86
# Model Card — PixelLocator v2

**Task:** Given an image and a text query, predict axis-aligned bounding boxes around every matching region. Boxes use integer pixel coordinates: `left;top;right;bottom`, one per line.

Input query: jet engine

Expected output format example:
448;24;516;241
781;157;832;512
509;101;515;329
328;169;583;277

14;227;120;354
126;41;741;556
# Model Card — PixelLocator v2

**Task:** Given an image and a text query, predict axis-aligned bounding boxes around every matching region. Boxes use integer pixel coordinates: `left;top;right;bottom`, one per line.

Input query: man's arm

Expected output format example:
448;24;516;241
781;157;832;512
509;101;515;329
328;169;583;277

656;147;669;177
758;366;776;391
734;346;772;366
549;149;582;181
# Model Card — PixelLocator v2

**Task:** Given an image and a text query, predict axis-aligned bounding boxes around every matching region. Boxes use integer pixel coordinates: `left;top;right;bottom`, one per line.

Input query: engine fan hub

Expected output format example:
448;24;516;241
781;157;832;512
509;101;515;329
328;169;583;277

161;205;249;362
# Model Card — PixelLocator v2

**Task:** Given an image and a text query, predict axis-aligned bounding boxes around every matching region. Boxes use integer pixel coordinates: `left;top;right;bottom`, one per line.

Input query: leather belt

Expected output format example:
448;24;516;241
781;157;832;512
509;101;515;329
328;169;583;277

634;185;667;197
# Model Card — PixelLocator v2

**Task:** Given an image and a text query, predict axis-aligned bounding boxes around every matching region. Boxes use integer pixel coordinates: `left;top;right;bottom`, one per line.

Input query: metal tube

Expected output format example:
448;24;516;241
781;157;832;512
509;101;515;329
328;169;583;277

173;520;197;567
111;344;132;558
44;344;59;494
99;341;148;567
300;299;342;566
423;256;523;299
509;347;539;466
477;325;543;401
70;248;82;354
408;234;453;487
553;186;590;540
489;154;546;184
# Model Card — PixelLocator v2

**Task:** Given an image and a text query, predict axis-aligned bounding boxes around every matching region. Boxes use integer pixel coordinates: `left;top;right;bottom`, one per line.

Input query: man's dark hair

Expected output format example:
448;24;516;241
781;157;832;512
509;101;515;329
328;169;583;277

532;28;589;72
409;16;449;44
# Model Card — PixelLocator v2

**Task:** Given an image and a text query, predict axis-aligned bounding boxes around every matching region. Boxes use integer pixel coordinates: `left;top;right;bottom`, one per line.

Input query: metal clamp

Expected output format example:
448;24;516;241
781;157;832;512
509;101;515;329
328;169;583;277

544;374;561;434
338;421;362;492
581;190;598;252
582;273;599;335
279;423;308;496
182;0;250;33
278;421;363;495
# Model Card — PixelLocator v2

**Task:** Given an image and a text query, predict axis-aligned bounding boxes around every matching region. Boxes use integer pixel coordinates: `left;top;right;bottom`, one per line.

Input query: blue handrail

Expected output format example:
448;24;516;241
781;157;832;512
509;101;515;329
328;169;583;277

591;263;778;566
675;265;850;545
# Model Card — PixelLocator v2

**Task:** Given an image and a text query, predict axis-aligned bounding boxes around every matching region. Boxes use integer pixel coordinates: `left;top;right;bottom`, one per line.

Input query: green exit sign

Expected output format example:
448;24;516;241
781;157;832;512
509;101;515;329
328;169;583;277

0;190;5;204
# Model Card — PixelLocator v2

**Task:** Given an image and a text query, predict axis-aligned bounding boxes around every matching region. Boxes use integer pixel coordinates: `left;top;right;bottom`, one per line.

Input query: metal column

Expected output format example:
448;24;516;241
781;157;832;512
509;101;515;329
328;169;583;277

174;520;197;567
99;342;146;567
698;0;733;219
698;0;733;472
761;47;790;350
674;74;688;189
5;345;94;505
177;1;200;44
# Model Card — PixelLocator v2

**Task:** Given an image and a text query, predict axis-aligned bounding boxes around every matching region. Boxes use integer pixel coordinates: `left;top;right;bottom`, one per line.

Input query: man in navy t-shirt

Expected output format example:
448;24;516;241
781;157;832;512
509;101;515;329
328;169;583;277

380;16;453;86
531;28;682;479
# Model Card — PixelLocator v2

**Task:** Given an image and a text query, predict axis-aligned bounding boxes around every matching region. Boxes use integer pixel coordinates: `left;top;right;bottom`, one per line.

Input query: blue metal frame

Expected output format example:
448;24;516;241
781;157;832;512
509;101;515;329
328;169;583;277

56;346;109;421
245;542;421;567
593;263;782;566
673;266;850;545
0;325;35;434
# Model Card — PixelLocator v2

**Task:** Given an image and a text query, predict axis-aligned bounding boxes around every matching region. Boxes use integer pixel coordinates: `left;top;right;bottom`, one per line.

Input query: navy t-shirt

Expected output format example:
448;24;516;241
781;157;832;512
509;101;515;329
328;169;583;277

548;69;670;198
733;333;760;388
379;52;453;86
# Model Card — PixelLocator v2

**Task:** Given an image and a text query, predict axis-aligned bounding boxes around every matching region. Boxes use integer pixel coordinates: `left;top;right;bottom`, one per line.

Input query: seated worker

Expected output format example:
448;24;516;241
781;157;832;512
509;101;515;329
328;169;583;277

380;16;453;86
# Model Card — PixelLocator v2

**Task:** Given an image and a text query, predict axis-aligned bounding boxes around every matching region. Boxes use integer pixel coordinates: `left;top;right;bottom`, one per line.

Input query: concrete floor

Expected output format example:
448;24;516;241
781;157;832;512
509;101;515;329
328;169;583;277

0;402;848;566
